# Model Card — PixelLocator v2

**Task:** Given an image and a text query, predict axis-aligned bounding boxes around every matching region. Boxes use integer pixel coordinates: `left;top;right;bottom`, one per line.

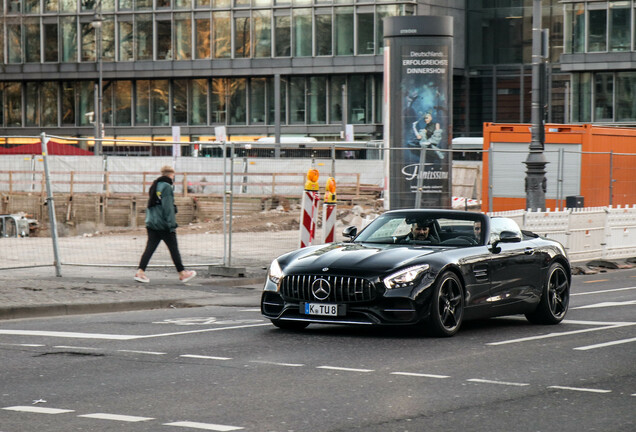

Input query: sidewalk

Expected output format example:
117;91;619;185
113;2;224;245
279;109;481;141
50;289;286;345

0;265;267;321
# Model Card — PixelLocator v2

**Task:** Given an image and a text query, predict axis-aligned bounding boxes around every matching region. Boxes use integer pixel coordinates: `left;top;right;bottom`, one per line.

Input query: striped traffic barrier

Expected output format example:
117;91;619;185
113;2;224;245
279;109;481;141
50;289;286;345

322;177;337;243
300;168;320;248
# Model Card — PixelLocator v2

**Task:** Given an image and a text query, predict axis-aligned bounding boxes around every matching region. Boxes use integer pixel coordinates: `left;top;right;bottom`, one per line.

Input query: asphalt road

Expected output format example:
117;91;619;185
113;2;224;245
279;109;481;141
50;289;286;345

1;269;635;432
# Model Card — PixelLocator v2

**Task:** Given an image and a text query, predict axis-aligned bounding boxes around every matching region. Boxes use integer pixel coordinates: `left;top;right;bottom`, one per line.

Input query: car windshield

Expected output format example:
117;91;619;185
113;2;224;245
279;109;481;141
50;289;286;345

354;212;484;247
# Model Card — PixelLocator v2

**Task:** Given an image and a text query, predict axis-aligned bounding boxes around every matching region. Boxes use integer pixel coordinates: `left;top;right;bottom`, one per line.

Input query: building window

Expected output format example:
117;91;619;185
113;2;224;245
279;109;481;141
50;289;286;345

78;81;95;126
293;8;312;57
229;78;246;125
24;0;40;13
376;5;400;55
114;80;132;126
234;15;251;58
118;0;132;11
349;74;371;124
213;12;231;58
190;78;208;125
289;76;305;124
6;82;23;127
136;0;152;10
81;22;97;62
157;19;173;60
135;80;150;125
42;82;59;127
176;0;191;9
61;0;77;12
46;0;60;13
616;71;636;121
308;76;326;124
26;82;40;126
572;73;592;122
250;77;266;124
335;7;353;56
588;6;607;52
274;15;291;57
103;17;115;61
118;19;133;61
329;75;345;123
151;80;170;126
43;23;59;62
211;78;228;124
61;17;77;62
173;80;188;124
103;80;113;125
175;13;192;60
254;9;271;58
7;23;22;64
61;82;75;125
195;17;211;59
357;8;374;55
315;10;332;56
594;72;613;121
267;77;286;125
609;1;630;51
136;14;152;60
25;19;41;63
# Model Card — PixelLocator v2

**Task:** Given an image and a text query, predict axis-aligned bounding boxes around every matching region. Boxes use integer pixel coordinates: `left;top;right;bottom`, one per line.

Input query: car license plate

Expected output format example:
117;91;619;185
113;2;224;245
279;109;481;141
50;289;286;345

303;303;342;316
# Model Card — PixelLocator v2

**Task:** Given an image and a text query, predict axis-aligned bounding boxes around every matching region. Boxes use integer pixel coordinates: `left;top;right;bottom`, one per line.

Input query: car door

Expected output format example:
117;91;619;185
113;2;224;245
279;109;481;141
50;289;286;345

487;218;543;313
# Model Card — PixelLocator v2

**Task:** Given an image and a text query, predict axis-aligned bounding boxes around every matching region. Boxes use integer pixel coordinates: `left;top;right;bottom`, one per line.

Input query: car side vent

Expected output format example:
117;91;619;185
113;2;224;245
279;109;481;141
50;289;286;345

280;275;375;303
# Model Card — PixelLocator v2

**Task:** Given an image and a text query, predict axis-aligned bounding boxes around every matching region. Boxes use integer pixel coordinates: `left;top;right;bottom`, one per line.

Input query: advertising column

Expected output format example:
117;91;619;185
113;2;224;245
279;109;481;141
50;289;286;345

383;16;453;210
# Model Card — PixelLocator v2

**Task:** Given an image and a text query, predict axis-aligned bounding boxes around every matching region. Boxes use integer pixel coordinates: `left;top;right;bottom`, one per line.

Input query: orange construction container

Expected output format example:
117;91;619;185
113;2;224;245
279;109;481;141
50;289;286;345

482;123;636;212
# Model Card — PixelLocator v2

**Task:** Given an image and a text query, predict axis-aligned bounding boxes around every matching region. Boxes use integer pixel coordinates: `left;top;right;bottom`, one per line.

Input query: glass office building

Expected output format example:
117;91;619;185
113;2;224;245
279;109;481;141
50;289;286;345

0;0;630;143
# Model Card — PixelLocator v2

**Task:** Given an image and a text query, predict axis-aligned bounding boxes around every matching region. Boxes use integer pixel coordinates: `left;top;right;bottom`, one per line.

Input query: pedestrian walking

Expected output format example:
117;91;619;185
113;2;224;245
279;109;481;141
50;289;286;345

134;165;196;284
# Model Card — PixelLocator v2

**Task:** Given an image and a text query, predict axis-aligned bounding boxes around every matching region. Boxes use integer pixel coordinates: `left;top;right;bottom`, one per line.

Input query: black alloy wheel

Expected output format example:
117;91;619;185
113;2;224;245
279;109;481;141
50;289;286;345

427;271;465;337
526;262;570;325
271;319;310;330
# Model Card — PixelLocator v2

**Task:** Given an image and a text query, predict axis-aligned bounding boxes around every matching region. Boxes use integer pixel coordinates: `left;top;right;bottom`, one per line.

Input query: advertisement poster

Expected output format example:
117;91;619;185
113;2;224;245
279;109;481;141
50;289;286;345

399;44;450;208
383;16;453;210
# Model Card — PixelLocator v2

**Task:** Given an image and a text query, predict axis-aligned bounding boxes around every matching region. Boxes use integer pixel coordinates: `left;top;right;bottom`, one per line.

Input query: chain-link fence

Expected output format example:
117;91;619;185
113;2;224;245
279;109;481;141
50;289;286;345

1;134;635;273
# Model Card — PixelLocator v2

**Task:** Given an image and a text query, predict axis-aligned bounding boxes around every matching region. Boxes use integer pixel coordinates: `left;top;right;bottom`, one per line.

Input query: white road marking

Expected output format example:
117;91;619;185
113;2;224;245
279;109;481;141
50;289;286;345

574;336;636;351
467;378;530;387
317;365;374;373
487;323;634;346
3;406;74;414
240;308;261;312
117;350;166;355
163;421;243;431
572;286;636;296
391;372;450;379
249;360;304;367
548;385;611;394
53;345;100;350
573;300;636;309
0;330;136;340
78;413;154;422
0;343;45;347
0;323;270;341
180;354;232;361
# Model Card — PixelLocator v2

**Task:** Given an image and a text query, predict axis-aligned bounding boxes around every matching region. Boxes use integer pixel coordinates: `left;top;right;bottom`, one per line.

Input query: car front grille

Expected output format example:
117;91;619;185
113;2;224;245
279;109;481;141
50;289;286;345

280;274;376;303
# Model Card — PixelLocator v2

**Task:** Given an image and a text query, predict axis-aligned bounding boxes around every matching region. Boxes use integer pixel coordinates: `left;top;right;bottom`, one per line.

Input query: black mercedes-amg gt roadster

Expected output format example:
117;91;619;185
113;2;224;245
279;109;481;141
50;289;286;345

261;209;571;337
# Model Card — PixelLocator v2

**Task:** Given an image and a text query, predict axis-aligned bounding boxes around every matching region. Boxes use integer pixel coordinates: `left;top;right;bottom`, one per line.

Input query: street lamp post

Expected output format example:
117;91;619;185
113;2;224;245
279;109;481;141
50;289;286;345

92;6;103;155
524;0;548;211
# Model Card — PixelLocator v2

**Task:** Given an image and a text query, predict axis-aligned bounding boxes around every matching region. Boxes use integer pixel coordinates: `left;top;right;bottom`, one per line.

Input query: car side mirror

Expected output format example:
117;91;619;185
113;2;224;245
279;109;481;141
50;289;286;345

491;230;521;251
342;225;357;241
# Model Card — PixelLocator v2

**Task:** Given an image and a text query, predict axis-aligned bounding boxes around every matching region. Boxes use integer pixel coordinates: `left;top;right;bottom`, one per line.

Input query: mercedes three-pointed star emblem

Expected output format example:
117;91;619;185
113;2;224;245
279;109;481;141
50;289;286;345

311;278;331;301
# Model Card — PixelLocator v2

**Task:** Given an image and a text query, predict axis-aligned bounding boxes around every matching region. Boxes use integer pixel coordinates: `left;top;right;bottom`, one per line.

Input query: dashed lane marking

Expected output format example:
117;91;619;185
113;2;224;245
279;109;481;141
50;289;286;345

572;286;636;295
487;322;635;346
467;378;530;387
163;421;243;431
3;406;74;414
573;300;636;309
317;365;374;373
574;336;636;351
249;360;304;367
548;386;612;394
53;345;100;350
77;413;154;422
117;349;166;355
391;372;450;379
180;354;232;361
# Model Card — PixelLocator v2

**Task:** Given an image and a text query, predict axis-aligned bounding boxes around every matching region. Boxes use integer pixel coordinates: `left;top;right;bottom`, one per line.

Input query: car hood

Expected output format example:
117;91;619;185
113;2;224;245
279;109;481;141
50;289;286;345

279;242;437;276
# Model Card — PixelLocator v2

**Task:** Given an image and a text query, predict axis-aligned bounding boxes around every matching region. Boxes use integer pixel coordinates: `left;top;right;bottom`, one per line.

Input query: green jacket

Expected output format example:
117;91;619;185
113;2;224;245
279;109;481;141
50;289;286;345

145;180;177;232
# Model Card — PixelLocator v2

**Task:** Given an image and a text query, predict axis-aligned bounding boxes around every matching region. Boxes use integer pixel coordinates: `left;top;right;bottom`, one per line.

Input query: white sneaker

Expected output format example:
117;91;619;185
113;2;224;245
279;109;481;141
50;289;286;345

134;273;150;283
180;270;196;283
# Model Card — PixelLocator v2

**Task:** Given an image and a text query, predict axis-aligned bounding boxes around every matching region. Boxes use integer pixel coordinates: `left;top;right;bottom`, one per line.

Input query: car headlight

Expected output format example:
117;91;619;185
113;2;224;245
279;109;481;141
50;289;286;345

267;259;283;286
383;264;430;289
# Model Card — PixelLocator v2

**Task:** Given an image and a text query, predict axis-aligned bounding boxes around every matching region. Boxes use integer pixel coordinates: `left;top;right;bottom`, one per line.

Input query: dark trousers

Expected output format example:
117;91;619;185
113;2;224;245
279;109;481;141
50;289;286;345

138;228;185;272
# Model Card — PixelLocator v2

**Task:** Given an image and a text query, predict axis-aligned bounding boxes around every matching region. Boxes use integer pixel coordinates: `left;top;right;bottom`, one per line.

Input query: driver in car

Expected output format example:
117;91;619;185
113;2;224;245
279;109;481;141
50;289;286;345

411;221;432;240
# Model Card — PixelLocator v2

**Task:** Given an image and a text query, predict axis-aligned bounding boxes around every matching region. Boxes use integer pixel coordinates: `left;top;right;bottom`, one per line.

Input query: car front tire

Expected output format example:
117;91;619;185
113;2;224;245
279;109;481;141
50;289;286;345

426;271;465;337
526;262;570;325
